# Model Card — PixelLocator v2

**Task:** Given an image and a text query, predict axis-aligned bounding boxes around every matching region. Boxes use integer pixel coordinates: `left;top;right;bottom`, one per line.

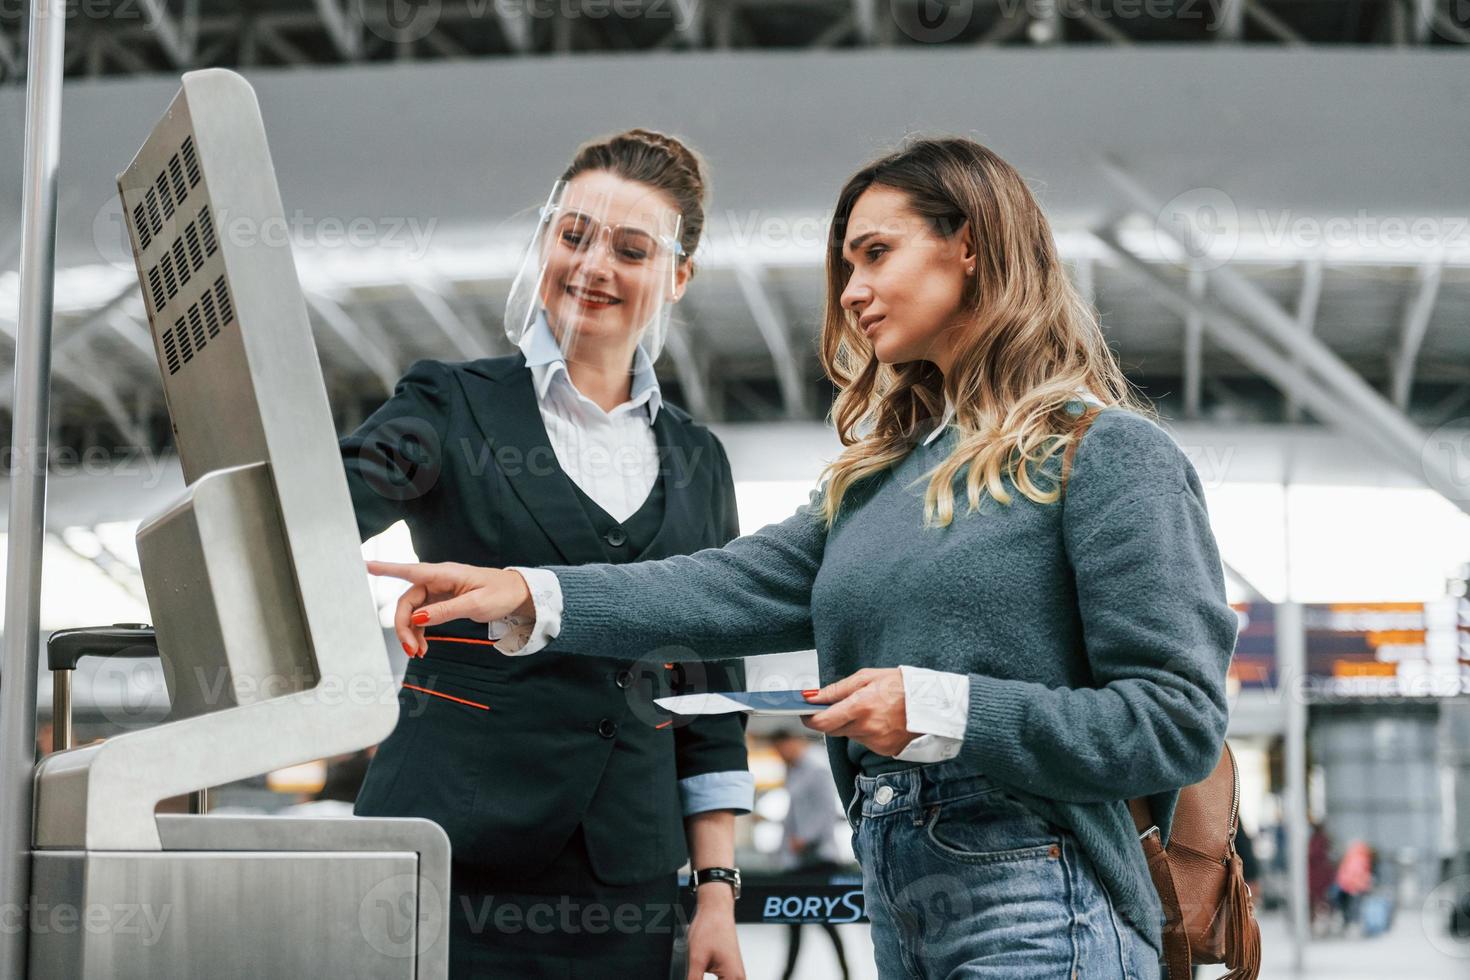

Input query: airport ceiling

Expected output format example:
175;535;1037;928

0;10;1465;501
1;0;1469;82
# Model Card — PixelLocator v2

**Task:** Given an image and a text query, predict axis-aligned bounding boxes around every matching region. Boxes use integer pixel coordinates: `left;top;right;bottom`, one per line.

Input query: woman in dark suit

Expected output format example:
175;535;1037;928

341;130;751;980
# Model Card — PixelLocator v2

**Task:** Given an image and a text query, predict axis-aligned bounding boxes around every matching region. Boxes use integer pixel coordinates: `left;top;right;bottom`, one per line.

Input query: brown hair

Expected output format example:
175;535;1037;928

561;128;708;274
817;137;1150;527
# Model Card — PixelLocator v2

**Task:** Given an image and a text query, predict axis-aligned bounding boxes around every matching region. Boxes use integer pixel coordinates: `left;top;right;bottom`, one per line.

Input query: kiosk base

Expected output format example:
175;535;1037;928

29;814;449;978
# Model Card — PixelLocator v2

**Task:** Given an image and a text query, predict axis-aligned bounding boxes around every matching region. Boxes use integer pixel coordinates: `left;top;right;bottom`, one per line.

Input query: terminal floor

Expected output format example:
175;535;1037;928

735;910;1468;978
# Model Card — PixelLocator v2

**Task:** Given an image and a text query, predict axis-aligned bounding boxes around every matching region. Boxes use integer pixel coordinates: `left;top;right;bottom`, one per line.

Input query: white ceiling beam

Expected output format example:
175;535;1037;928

1284;254;1323;422
1093;226;1434;492
661;319;713;421
496;4;533;53
1183;264;1205;419
733;264;809;420
0;27;20;76
1131;187;1465;501
1243;0;1307;44
407;279;490;360
1216;0;1245;40
136;0;193;67
1063;0;1134;44
254;23;313;66
313;0;362;59
1388;256;1444;410
305;291;400;395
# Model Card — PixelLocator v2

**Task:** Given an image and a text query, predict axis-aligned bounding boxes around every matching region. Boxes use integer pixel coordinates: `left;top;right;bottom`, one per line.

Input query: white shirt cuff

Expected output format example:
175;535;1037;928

489;567;563;656
894;665;969;763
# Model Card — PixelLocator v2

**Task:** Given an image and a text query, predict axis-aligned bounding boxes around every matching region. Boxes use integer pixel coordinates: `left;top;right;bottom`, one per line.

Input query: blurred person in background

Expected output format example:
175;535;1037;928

315;748;373;804
1309;822;1335;931
772;729;850;980
368;136;1238;978
342;129;751;979
34;719;52;763
1334;839;1375;932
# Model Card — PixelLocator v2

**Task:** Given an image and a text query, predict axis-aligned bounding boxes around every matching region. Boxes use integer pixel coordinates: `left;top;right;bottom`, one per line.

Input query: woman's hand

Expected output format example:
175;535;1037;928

685;889;745;980
366;560;534;656
802;667;916;758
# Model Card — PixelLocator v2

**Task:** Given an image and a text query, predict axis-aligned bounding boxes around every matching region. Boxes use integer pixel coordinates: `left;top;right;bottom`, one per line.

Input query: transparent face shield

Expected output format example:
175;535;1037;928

504;178;684;364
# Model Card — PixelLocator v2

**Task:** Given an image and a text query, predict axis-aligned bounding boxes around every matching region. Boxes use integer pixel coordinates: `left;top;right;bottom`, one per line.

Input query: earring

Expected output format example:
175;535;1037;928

965;265;975;275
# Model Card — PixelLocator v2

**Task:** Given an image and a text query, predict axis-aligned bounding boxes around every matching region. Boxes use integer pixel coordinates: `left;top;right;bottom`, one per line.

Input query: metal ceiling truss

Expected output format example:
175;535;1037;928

9;229;1465;477
407;278;494;360
3;0;1466;84
1094;158;1468;516
734;263;811;420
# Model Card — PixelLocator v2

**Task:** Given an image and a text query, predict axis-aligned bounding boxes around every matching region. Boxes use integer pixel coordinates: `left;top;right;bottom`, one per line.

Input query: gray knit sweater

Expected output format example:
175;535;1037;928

546;407;1238;954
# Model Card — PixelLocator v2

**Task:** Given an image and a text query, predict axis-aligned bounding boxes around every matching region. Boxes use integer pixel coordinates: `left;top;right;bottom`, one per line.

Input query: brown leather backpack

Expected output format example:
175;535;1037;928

1128;745;1261;979
1062;404;1261;980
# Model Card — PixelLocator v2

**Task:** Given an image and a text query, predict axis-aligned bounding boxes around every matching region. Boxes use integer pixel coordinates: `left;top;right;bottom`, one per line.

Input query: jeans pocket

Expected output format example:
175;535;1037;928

920;790;1060;864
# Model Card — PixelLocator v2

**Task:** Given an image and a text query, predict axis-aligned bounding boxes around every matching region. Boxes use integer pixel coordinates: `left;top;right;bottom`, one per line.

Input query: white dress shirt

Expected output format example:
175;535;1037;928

506;387;1107;768
490;312;753;816
488;313;660;653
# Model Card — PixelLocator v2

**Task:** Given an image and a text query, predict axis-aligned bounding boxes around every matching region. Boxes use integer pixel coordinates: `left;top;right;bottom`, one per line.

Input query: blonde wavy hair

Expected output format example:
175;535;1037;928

818;138;1150;527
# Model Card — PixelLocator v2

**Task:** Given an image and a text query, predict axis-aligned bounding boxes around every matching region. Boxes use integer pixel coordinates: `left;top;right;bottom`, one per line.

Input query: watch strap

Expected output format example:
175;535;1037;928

690;866;741;899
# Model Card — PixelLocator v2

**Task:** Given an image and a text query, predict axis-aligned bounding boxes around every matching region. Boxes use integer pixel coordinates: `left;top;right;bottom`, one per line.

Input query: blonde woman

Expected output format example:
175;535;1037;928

370;138;1237;978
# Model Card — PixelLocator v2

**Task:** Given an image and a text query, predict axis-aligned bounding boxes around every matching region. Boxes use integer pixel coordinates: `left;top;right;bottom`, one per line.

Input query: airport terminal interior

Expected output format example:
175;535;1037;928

1;1;1468;977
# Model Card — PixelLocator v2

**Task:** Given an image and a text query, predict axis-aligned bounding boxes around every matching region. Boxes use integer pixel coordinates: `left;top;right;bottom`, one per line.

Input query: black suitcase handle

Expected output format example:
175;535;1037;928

44;623;207;812
47;623;158;672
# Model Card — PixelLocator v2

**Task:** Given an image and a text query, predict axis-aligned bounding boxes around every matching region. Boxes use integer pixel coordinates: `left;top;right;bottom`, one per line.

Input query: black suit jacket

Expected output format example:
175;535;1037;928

344;354;749;885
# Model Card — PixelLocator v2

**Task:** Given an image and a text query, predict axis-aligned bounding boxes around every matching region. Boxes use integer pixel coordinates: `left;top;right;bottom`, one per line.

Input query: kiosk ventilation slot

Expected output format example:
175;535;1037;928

158;275;237;376
128;135;236;377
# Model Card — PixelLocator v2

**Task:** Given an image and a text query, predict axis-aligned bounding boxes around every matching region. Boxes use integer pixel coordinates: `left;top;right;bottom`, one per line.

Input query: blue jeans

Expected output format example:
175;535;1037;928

848;761;1162;979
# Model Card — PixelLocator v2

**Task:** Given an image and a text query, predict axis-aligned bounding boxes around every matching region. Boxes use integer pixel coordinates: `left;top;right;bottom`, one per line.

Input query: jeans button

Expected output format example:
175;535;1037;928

597;718;618;739
874;785;895;805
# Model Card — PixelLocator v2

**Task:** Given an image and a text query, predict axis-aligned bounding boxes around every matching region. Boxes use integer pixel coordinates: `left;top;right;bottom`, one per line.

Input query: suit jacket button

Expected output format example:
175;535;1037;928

615;669;634;689
597;718;618;739
605;526;627;547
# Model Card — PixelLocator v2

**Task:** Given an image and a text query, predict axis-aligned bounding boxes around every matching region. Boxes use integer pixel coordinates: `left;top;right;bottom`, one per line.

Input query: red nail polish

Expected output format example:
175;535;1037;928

802;689;820;699
402;642;415;657
410;611;429;626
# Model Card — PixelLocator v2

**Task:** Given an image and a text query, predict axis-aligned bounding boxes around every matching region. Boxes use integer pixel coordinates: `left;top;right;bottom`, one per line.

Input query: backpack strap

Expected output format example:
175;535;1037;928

1137;815;1195;979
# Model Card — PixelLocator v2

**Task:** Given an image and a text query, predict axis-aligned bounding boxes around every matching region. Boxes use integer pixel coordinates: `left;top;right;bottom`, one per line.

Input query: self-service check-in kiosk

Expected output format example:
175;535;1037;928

26;69;450;977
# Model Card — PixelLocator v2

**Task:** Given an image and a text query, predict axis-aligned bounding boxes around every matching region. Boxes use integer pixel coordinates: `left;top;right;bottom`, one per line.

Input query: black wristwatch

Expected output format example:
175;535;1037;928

690;867;741;900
